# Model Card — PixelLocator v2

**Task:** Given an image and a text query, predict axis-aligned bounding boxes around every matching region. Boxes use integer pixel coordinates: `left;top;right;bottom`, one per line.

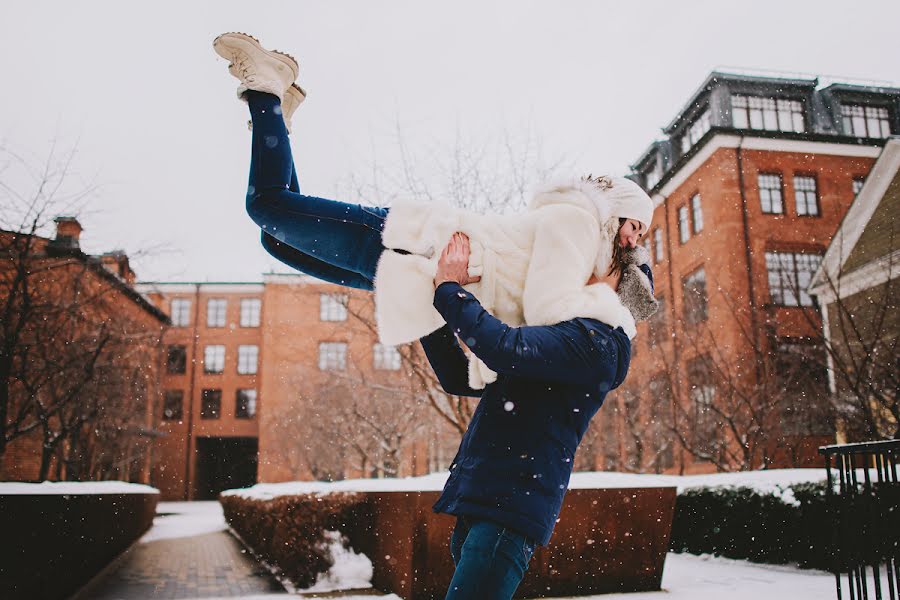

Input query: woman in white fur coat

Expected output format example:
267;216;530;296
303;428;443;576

214;33;657;388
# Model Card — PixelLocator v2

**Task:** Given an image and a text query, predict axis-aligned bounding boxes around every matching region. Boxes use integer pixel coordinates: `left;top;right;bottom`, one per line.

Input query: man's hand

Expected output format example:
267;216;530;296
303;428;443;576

434;232;482;288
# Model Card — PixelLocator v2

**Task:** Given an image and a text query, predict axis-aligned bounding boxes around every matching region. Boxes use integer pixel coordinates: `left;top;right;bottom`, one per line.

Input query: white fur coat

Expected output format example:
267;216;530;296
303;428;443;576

373;177;637;389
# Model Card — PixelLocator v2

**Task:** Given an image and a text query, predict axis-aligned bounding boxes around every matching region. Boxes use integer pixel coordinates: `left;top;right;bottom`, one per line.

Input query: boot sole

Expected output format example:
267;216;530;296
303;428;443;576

213;31;299;81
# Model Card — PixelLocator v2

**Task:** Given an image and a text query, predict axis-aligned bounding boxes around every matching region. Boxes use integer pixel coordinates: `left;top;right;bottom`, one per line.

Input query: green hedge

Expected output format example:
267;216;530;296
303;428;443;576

670;482;900;570
219;492;367;589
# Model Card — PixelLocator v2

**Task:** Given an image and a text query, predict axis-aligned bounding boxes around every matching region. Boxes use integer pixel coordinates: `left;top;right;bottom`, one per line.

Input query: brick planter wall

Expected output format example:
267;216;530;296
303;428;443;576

0;492;158;600
224;486;676;599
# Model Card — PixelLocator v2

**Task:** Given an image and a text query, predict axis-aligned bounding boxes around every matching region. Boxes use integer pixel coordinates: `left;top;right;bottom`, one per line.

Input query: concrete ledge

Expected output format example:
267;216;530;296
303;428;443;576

0;491;158;600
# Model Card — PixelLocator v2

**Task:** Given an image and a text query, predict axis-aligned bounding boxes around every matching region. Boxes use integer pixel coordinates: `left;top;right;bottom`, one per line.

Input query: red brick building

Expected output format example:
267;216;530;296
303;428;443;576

597;72;899;473
1;217;168;483
138;275;455;500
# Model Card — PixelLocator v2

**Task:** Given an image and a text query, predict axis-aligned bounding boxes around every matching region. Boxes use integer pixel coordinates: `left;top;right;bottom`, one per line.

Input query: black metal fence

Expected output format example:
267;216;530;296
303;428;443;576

819;439;900;600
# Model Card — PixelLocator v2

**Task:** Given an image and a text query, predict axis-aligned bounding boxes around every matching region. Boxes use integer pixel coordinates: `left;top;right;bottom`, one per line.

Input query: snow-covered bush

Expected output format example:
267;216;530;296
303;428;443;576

219;491;366;588
671;481;900;570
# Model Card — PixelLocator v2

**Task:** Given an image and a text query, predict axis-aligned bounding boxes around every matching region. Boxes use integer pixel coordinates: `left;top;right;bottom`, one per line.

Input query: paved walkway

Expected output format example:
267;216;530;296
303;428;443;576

84;502;288;599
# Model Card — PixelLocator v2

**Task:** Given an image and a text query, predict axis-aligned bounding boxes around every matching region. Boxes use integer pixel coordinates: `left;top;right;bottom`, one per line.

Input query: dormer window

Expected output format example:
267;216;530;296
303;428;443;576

645;162;662;189
841;104;891;138
680;109;711;154
731;95;805;133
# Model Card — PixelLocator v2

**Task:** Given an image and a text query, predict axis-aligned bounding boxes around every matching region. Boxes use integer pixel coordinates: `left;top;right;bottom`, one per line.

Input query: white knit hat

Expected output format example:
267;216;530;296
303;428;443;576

586;175;655;232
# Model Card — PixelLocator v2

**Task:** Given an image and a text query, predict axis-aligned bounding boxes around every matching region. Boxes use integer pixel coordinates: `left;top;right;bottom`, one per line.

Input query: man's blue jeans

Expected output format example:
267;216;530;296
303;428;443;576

244;90;388;290
446;516;537;600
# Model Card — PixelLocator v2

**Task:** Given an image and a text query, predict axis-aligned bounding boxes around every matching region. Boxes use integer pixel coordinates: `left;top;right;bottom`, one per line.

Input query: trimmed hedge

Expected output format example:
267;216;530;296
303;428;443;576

670;482;900;570
220;492;366;589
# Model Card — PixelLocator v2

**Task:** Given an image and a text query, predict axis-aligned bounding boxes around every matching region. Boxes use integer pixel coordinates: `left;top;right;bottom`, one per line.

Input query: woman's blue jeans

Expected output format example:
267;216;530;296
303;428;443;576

446;516;537;600
244;90;387;290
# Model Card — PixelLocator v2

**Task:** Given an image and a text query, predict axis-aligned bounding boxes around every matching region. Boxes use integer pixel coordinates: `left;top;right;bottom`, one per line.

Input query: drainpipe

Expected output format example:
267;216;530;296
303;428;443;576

184;284;201;500
735;138;764;384
661;194;684;474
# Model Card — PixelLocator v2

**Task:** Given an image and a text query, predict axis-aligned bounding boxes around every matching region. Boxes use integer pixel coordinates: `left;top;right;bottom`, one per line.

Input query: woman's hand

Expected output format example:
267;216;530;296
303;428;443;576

434;232;482;288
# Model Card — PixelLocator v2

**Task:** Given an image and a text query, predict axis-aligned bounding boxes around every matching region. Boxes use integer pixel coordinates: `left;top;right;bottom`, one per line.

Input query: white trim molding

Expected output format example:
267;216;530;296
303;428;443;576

810;248;900;304
810;138;900;297
657;133;884;201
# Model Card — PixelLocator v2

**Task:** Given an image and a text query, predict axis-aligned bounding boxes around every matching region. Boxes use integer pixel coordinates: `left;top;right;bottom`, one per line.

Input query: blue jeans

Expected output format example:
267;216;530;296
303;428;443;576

244;91;388;290
446;516;537;600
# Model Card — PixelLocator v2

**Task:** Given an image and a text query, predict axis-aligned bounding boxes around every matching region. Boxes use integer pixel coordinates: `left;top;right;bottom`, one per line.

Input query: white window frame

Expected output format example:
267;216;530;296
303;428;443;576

732;94;805;133
678;205;690;244
765;251;823;307
841;104;891;138
240;298;261;327
758;173;784;214
318;342;347;371
793;175;819;216
691;194;703;233
320;293;348;322
237;345;259;375
203;344;225;374
653;228;664;263
207;298;227;328
373;343;401;371
170;298;191;327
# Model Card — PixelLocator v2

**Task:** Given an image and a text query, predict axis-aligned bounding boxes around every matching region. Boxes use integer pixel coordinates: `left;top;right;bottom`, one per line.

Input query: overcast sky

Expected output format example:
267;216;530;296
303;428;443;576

1;1;898;282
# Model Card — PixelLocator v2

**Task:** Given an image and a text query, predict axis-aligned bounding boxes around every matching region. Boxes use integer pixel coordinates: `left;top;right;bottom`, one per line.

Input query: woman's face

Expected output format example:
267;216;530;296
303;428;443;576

618;219;645;249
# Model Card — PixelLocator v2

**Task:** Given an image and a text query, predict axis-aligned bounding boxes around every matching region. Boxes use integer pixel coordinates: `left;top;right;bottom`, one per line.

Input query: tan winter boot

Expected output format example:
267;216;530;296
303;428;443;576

281;83;307;133
213;32;298;102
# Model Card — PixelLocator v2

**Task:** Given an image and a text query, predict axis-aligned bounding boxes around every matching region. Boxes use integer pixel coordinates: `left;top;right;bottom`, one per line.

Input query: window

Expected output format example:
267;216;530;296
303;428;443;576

731;95;805;133
645;162;662;190
237;345;259;375
201;389;221;419
775;341;831;436
690;194;703;233
203;345;225;374
765;252;823;307
653;228;664;263
682;267;708;324
841;104;891;138
687;355;720;459
373;343;401;370
166;345;187;374
170;298;191;327
240;298;261;327
320;294;348;321
757;173;784;214
648;297;667;344
852;177;865;197
793;175;819;216
318;342;347;370
162;390;183;421
680;109;711;154
207;298;227;327
235;389;257;419
648;375;674;472
678;206;690;244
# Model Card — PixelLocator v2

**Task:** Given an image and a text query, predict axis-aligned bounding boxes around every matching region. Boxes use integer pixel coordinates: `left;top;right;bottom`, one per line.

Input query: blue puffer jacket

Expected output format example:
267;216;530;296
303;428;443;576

421;282;631;546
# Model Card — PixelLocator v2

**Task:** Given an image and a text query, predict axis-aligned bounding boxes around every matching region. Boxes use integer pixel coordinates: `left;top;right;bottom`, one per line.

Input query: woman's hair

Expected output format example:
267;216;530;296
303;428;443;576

607;218;628;277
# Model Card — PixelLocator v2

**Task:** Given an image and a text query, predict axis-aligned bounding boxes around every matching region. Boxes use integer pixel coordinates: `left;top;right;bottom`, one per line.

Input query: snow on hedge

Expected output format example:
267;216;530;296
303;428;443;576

223;469;832;501
0;480;159;495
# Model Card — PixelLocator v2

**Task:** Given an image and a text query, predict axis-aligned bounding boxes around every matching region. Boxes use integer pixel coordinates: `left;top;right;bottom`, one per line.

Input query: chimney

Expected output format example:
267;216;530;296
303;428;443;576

100;250;137;284
53;216;83;250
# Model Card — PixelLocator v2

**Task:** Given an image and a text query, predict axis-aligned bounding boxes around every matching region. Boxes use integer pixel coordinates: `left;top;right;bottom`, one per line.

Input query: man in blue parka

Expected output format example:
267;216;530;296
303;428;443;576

421;233;637;600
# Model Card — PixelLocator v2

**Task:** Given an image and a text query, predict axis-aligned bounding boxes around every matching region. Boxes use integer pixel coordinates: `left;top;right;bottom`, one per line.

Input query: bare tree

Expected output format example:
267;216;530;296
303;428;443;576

0;144;164;480
806;230;898;440
646;284;833;472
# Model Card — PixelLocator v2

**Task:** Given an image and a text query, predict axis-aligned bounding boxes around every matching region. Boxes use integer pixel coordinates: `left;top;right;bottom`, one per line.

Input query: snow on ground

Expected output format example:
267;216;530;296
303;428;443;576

300;531;375;593
140;501;227;542
541;552;835;600
0;480;159;494
224;468;838;501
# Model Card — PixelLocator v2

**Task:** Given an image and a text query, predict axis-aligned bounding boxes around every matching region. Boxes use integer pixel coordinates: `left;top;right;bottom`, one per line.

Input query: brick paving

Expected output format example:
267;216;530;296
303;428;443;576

86;502;288;599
